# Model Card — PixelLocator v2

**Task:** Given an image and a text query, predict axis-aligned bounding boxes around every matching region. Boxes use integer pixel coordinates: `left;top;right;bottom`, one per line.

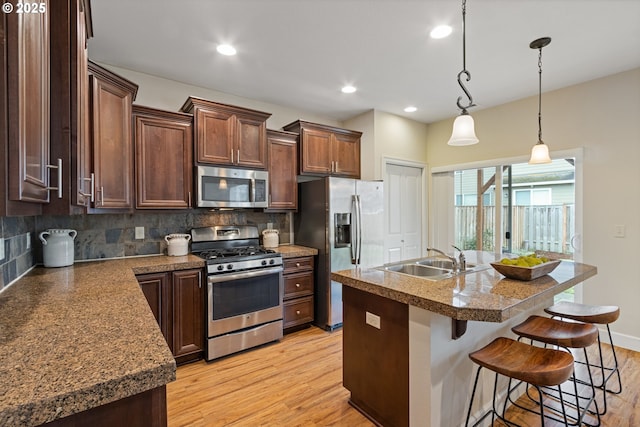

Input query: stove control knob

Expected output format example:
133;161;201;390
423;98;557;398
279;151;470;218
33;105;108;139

227;264;233;270
261;260;267;266
217;265;224;271
269;259;275;265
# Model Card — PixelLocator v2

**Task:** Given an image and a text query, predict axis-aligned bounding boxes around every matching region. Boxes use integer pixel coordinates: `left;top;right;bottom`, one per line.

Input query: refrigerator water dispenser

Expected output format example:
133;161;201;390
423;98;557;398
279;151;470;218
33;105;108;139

334;213;351;248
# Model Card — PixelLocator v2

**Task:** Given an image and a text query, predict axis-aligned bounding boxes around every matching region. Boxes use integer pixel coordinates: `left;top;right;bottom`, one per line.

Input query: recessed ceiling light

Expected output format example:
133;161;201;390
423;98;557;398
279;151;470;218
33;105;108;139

341;85;357;94
430;25;452;39
216;44;237;56
404;106;417;113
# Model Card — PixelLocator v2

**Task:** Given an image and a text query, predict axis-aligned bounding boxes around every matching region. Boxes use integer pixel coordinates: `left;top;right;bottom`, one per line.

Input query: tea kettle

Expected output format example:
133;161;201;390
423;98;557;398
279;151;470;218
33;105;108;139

262;229;279;248
165;233;191;256
39;229;77;267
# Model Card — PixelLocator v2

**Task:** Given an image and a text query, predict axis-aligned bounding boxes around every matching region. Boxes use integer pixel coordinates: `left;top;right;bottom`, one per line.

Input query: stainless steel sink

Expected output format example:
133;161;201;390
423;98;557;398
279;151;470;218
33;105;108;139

383;263;450;277
375;256;488;281
416;258;476;270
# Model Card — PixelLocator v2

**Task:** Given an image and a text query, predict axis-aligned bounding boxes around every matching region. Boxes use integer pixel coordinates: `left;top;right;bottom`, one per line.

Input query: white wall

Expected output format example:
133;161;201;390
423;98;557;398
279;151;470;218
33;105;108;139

98;63;341;131
425;68;640;349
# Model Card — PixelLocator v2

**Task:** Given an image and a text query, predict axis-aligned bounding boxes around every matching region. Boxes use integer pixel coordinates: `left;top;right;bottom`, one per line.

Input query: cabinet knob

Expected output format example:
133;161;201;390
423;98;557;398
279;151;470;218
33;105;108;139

295;283;301;288
296;310;301;315
296;262;300;267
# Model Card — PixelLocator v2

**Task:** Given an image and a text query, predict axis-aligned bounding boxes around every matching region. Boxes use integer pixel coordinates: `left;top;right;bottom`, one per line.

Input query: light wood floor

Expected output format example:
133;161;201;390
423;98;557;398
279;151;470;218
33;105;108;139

167;326;639;426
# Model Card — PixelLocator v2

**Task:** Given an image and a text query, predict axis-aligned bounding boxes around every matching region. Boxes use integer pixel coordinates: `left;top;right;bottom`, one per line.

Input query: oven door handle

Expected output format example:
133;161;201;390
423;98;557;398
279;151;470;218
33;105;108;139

207;266;283;284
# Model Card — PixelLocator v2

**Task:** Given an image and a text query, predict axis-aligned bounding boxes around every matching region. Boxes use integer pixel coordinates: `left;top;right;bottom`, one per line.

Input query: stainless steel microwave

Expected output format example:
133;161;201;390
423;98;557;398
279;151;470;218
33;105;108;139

196;165;269;208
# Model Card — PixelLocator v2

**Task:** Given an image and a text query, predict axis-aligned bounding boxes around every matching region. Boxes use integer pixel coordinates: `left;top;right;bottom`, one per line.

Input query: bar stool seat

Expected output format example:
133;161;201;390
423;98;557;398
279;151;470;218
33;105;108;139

512;315;599;348
465;337;574;426
511;315;600;426
544;302;620;324
545;301;622;415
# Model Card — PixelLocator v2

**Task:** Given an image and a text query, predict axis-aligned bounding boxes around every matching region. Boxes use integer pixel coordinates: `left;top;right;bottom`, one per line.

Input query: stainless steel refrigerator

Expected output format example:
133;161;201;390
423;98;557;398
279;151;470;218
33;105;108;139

295;177;384;330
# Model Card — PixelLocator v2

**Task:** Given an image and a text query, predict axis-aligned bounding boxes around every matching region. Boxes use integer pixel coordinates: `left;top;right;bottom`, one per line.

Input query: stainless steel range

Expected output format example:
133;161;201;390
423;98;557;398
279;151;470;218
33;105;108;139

191;225;283;361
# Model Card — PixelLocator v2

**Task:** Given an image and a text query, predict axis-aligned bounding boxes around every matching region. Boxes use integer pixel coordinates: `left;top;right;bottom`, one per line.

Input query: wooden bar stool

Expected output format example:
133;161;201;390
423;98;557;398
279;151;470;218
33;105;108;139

545;302;622;415
511;315;600;426
465;337;575;427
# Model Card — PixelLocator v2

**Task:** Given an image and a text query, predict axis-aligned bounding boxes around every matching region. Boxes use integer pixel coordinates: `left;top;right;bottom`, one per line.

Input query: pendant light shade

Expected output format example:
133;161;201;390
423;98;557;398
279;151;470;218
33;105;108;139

528;37;552;164
447;112;479;146
529;141;551;164
448;0;478;146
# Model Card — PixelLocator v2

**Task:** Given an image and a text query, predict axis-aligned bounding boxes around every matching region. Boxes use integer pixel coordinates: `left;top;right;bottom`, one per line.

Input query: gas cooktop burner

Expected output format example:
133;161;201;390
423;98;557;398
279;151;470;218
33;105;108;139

197;246;276;260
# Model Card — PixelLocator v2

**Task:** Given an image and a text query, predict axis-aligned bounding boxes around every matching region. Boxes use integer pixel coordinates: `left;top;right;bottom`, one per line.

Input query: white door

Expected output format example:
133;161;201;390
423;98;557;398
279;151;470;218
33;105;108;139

384;162;424;263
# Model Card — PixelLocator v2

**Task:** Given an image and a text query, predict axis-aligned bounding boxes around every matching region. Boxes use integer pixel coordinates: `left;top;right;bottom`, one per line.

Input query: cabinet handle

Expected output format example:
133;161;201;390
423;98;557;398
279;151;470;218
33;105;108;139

237;150;240;163
45;158;63;198
231;149;234;163
295;283;301;288
188;191;192;206
99;186;104;206
335;161;338;172
79;173;95;203
296;310;301;315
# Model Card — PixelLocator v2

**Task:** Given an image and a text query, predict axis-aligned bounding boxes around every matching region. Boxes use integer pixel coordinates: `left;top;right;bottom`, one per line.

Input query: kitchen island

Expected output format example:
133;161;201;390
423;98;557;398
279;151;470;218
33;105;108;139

0;255;204;427
331;251;597;427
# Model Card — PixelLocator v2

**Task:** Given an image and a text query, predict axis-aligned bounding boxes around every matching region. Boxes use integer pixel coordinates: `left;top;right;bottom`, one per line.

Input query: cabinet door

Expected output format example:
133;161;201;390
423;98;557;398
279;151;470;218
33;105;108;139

300;128;332;175
332;132;361;178
90;75;134;209
195;108;234;164
7;3;51;204
236;115;267;168
171;269;204;361
75;0;92;207
138;272;171;347
134;109;193;209
267;131;297;210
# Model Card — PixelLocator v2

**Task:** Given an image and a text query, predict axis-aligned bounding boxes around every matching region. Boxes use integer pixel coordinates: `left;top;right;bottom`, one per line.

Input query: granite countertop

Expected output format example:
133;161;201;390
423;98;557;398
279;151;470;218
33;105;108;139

331;251;597;322
272;244;318;258
0;254;205;427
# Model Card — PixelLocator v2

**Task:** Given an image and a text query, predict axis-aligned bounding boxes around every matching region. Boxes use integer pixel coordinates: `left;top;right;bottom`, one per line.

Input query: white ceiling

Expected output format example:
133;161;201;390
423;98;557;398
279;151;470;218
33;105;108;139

88;0;640;124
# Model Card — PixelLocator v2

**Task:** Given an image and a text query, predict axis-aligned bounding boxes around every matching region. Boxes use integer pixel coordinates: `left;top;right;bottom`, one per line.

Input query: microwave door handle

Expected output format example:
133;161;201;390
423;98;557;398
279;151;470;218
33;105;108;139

251;178;256;203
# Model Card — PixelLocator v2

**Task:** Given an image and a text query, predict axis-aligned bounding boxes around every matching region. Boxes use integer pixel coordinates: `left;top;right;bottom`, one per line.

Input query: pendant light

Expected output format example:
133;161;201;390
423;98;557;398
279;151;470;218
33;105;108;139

447;0;478;146
528;37;552;164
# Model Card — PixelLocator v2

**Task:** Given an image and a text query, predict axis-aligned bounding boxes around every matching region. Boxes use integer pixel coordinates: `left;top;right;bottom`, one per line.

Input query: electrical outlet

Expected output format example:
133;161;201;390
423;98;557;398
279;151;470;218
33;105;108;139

26;232;31;249
614;225;625;238
365;311;381;329
135;227;145;240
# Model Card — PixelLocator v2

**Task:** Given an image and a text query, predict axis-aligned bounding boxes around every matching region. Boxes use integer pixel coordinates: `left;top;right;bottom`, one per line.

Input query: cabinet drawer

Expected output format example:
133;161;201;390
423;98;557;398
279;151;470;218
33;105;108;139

283;256;313;273
283;272;314;299
283;296;314;329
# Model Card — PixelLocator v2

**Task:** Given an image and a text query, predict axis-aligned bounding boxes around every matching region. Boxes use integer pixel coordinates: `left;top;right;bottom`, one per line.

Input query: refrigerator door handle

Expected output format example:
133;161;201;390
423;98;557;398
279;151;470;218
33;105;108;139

356;194;363;265
350;195;358;264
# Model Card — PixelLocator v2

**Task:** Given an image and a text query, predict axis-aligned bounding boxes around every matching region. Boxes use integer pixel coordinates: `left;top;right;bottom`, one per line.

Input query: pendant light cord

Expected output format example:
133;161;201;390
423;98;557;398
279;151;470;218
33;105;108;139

537;46;543;143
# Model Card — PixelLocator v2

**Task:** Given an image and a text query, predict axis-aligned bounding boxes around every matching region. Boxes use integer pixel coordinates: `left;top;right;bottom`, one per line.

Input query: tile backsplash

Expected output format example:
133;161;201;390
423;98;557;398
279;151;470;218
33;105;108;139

0;210;290;290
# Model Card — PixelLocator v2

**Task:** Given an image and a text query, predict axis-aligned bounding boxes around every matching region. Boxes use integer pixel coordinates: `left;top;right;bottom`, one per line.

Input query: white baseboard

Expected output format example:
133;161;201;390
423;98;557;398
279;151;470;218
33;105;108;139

601;328;640;352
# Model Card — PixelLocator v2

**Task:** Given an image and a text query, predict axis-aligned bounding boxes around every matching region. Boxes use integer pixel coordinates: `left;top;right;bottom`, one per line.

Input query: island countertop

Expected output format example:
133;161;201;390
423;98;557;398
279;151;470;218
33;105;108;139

0;254;205;427
331;251;597;323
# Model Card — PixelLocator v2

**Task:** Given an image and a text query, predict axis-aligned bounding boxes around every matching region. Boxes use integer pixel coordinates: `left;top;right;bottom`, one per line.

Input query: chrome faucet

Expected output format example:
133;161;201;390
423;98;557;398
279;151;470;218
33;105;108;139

427;246;466;273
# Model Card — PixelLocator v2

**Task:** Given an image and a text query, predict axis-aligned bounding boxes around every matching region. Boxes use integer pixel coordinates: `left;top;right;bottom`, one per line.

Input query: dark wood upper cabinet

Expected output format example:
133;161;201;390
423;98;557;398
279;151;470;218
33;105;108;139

180;97;271;169
45;0;93;215
282;120;361;179
4;0;51;211
88;61;138;210
266;129;298;211
133;105;193;209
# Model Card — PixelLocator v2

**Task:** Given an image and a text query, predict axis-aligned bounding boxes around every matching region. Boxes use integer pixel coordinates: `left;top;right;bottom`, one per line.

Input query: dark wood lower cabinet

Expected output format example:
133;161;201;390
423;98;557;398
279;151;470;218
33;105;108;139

342;286;409;427
42;386;167;427
137;269;204;365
